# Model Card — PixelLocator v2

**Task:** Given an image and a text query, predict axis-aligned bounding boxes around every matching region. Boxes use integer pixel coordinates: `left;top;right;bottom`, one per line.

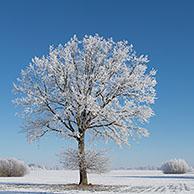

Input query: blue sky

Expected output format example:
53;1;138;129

0;0;193;168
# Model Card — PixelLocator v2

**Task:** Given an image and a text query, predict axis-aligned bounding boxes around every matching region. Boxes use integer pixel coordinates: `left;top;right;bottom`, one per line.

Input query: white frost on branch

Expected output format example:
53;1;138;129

14;34;156;145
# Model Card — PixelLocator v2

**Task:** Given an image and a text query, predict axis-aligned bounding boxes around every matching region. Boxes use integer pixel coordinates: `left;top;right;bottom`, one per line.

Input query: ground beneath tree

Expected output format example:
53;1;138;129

0;170;194;193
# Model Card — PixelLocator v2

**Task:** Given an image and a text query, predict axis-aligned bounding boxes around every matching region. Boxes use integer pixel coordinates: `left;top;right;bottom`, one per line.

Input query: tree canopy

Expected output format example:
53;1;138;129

14;34;156;145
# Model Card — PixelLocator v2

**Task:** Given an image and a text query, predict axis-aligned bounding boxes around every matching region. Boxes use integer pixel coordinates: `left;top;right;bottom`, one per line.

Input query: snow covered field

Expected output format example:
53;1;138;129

0;170;194;194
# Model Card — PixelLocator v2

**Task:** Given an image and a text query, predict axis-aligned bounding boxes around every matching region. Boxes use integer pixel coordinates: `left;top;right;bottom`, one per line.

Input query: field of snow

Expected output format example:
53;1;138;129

0;170;194;193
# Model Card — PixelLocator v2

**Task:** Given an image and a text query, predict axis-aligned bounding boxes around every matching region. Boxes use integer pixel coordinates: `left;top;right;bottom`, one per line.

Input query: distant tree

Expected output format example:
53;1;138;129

14;34;156;185
60;148;109;174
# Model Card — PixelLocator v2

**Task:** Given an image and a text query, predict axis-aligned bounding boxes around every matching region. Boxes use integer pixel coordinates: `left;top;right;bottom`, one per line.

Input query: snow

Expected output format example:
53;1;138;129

0;170;194;193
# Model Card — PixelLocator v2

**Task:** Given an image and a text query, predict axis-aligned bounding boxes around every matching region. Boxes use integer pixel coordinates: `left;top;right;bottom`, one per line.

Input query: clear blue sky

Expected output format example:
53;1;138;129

0;0;193;168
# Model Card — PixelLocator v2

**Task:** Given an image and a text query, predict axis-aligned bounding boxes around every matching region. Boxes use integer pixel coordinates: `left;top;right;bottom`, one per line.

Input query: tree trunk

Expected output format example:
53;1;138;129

78;133;88;185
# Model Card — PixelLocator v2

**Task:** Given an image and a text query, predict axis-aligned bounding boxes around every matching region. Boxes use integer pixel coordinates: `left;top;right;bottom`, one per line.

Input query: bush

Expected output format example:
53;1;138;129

0;158;29;177
161;159;189;174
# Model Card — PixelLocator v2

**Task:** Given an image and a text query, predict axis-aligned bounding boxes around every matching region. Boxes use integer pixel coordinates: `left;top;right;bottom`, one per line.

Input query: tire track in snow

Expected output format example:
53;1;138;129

0;183;194;193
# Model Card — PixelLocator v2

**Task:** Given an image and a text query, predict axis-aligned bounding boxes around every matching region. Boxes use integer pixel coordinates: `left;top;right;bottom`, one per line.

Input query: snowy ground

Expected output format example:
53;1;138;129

0;170;194;193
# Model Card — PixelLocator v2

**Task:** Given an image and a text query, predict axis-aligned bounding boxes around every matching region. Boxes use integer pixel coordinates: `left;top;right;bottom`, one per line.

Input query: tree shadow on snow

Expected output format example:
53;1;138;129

113;175;194;180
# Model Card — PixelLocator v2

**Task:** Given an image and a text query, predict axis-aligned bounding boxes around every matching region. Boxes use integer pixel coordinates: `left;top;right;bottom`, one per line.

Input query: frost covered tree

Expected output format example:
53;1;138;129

14;34;156;185
60;148;109;174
